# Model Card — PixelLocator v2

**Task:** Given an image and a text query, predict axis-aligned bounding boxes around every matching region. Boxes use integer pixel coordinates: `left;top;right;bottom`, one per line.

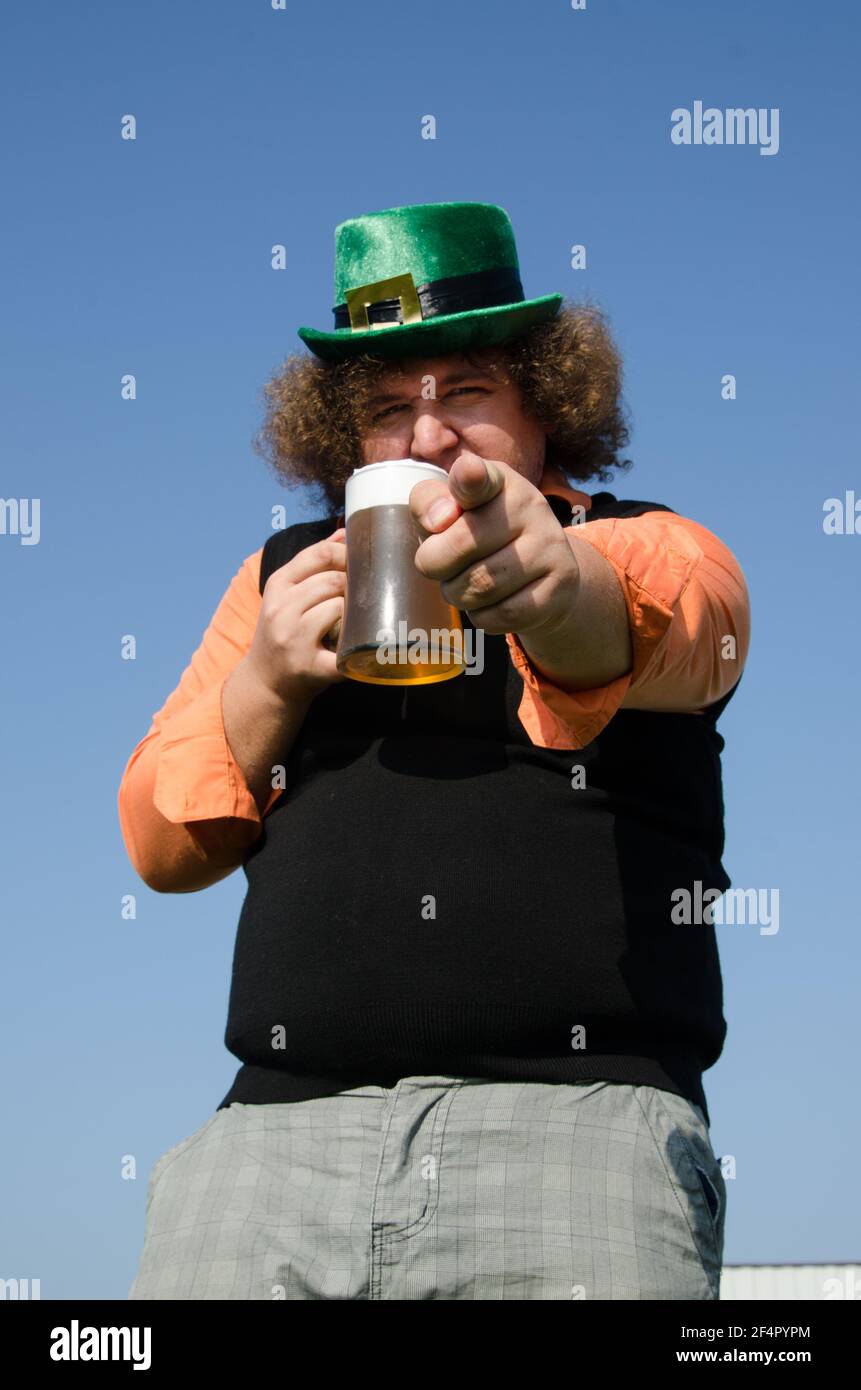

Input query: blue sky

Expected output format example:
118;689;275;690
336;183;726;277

1;0;859;1297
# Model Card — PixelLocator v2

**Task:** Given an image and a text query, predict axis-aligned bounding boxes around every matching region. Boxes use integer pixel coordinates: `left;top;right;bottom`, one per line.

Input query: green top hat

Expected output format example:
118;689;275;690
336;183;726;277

298;201;562;362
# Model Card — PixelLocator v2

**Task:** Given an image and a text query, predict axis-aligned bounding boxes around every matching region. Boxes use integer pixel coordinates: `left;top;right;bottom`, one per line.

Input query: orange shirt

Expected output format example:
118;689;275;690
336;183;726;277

118;473;750;889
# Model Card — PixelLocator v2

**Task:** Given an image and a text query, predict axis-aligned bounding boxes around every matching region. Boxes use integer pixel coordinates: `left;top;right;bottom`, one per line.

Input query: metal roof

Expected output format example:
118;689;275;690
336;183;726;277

720;1264;861;1300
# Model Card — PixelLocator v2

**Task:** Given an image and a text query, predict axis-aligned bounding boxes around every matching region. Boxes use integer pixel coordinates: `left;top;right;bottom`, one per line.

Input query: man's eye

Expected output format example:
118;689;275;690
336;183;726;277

371;387;486;423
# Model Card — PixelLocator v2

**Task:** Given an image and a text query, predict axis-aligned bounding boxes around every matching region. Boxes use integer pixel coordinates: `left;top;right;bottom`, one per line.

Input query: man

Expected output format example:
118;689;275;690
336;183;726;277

120;201;749;1300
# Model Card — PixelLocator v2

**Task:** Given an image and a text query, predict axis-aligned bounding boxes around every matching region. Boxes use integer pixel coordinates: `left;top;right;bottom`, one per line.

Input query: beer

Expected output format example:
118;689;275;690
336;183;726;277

336;461;465;685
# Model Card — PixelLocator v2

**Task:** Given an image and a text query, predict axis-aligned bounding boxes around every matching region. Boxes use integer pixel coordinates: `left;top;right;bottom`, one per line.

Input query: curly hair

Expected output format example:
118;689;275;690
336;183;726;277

252;299;633;512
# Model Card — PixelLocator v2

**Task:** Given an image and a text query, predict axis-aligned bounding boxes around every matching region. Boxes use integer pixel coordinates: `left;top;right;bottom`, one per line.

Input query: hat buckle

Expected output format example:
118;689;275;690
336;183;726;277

344;272;423;331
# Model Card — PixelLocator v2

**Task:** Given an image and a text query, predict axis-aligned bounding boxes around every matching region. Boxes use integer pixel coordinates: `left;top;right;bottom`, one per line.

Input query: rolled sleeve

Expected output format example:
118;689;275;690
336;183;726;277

505;631;633;748
506;511;748;749
117;548;283;883
153;676;282;826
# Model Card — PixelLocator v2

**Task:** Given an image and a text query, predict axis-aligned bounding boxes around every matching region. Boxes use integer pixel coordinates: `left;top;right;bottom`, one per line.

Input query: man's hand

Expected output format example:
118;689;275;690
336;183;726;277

410;451;580;640
409;452;632;691
244;528;347;705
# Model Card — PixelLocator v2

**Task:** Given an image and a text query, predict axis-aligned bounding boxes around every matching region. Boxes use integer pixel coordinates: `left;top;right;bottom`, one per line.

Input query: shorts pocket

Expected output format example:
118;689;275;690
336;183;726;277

669;1099;726;1256
633;1085;726;1298
693;1159;722;1226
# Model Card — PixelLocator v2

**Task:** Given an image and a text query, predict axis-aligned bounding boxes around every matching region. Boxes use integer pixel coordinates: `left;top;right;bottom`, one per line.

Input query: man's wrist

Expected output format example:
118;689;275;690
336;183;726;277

229;656;312;720
512;534;633;691
511;572;585;689
514;629;585;692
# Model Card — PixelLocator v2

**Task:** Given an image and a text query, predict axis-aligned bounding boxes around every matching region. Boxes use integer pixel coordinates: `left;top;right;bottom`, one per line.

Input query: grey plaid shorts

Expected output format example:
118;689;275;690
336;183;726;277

127;1077;725;1301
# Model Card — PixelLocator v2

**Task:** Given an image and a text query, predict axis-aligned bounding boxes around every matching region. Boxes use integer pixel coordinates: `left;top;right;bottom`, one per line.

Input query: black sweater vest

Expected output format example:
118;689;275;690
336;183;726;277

217;493;739;1124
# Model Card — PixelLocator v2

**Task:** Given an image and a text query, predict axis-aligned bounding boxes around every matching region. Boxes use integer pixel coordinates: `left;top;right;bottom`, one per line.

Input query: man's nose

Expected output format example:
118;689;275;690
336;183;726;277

410;410;460;467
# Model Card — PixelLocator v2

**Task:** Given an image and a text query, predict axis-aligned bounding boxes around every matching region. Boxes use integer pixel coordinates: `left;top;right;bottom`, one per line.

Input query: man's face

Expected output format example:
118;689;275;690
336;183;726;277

358;351;548;485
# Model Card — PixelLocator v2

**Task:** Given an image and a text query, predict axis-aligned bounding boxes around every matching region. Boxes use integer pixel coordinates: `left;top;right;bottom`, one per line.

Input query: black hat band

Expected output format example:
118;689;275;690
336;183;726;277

333;266;525;330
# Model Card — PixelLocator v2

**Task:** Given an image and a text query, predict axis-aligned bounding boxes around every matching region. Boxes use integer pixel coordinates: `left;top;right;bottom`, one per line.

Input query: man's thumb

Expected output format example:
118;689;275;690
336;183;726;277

447;452;504;510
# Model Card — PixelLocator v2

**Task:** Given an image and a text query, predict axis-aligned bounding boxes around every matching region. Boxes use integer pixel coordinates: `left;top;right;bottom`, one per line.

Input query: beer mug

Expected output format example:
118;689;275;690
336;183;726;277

335;460;465;685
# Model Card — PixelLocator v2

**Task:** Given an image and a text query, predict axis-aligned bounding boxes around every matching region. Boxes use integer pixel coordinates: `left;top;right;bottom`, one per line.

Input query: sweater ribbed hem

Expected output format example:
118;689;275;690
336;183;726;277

217;1051;711;1127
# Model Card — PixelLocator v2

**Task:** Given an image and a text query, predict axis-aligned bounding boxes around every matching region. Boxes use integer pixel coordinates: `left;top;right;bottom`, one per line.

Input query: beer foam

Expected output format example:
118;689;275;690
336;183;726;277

345;460;449;518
